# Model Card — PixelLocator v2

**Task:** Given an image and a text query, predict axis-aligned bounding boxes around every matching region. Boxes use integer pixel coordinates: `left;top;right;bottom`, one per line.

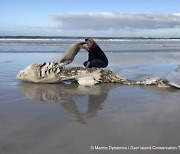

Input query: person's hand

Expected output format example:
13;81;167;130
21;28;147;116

79;44;89;51
79;44;85;49
85;61;91;68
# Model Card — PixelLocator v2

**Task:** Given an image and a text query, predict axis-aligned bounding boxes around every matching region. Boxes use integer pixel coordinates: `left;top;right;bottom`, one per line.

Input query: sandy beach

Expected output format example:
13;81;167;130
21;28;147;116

1;51;180;154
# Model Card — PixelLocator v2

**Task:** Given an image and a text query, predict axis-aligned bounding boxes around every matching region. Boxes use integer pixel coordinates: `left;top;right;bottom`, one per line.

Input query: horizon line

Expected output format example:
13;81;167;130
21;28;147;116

0;36;180;39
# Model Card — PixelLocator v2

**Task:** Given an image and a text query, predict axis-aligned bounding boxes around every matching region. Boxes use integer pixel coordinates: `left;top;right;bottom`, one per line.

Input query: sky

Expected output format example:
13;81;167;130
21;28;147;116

1;0;180;37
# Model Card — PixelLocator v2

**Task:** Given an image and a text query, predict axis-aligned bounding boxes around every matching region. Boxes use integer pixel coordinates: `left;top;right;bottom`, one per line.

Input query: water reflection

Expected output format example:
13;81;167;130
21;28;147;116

17;82;121;124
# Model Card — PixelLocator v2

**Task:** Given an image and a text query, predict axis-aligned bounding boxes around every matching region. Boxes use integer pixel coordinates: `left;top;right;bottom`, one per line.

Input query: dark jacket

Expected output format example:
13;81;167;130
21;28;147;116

88;45;108;66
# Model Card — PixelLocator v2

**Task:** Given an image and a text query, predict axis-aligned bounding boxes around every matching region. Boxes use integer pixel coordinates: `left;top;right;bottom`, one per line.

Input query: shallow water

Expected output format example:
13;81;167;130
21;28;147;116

1;52;180;154
1;37;180;53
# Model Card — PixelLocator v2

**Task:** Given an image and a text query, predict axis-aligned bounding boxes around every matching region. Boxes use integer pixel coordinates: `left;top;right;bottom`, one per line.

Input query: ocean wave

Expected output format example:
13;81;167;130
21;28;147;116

1;37;180;53
1;49;180;53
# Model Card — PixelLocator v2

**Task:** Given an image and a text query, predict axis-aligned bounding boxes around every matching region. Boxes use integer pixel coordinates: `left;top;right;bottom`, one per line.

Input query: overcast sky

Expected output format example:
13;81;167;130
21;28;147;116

1;0;180;37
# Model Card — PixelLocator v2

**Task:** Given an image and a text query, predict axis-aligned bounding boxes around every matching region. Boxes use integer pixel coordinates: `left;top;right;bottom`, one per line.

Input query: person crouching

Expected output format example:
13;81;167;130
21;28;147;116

80;38;108;68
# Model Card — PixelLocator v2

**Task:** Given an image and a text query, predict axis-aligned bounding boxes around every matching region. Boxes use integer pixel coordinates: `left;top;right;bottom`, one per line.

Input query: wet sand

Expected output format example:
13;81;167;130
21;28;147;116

1;52;180;154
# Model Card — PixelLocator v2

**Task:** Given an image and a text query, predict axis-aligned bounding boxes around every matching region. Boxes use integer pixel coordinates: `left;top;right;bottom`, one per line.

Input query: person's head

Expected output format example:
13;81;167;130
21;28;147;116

85;38;98;48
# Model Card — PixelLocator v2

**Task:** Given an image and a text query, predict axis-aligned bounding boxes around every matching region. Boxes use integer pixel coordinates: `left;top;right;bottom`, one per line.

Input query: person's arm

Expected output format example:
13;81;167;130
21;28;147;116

86;61;91;68
79;45;89;51
84;46;89;51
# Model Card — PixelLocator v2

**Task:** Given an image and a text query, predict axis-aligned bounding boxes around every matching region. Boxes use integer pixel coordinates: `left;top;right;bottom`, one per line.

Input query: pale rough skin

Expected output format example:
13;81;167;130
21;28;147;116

16;62;125;84
16;62;180;88
16;42;180;88
59;42;85;66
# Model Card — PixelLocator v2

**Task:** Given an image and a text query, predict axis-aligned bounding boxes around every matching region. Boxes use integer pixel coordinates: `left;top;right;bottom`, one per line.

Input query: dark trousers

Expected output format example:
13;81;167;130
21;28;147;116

83;59;107;68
